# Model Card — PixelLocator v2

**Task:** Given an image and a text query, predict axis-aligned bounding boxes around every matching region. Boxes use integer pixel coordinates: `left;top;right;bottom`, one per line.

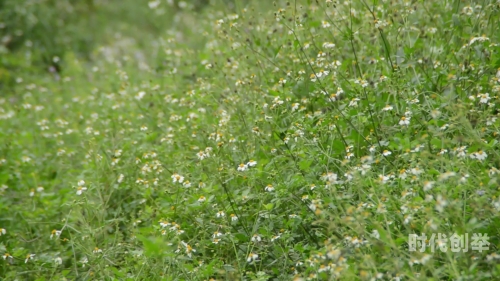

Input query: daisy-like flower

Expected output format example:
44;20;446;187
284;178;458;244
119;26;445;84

378;174;390;184
237;163;248;171
478;93;491;104
50;229;61;239
423;181;435;191
25;254;35;263
3;253;12;260
54;257;62;265
78;180;85;186
230;214;238;221
247;160;257;167
323;42;336;48
171;173;184;183
265;184;274;192
213;231;223;238
410;167;424;175
382;150;392;156
80;256;88;268
93;247;102;254
0;228;6;235
435;194;447;212
198;196;206;203
251;234;262;242
382;104;393;111
181;241;196;258
470;150;488;161
159;220;170;228
399;116;410;126
247;252;259;262
271;234;281;242
182;181;192;188
196;151;207;160
76;186;87;195
216;211;225;218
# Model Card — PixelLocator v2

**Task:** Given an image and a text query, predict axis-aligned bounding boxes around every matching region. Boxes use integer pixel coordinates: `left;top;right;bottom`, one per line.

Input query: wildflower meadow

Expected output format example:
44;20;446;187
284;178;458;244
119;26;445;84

1;0;500;280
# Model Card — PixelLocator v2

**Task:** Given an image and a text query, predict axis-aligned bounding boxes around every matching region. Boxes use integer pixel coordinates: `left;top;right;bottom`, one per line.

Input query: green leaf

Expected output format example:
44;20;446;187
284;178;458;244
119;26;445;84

299;159;312;170
137;235;163;257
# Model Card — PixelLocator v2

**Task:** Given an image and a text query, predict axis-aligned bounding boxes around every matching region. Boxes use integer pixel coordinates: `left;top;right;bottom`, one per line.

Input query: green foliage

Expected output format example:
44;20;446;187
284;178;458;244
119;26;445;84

1;0;500;280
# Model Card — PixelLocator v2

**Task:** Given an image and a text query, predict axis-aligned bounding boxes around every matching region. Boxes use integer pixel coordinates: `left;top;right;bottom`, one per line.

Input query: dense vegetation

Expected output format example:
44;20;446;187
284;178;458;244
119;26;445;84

1;0;500;280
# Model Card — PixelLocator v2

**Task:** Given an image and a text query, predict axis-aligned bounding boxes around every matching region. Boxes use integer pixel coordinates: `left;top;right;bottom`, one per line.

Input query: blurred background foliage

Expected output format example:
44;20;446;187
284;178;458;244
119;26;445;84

0;0;223;91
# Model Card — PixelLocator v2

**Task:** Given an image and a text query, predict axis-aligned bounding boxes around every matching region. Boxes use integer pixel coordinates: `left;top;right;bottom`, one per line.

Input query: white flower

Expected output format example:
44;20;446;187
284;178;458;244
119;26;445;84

265;184;274;192
171;173;184;183
148;0;160;9
76;186;87;195
399;116;410;126
181;241;196;258
322;42;336;48
378;174;390;184
423;181;435;191
25;254;35;263
410;167;424;175
198;196;206;203
135;91;146;100
382;104;393;111
470;150;488;161
478;93;491;104
247;160;257;167
93;247;102;254
0;228;6;235
197;151;207;160
159;220;170;228
382;150;391;156
371;230;380;239
216;211;225;218
230;214;238;221
54;257;62;265
182;181;192;188
81;256;88;268
349;98;360;107
237;163;248;171
271;234;281;242
117;174;124;183
435;194;447;212
251;234;262;242
77;180;85;186
50;229;61;239
247;253;259;262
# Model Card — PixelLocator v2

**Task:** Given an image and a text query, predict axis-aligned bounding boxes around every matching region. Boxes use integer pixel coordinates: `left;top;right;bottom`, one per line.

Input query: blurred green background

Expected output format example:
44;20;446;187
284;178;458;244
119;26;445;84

0;0;229;91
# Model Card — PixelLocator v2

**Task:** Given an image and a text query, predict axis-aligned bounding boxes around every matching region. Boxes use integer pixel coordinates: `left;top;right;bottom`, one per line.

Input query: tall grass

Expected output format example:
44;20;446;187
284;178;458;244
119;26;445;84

1;0;499;280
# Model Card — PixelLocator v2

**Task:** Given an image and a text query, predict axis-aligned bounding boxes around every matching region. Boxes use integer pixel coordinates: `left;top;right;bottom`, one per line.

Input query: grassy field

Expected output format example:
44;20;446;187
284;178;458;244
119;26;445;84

1;0;500;280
